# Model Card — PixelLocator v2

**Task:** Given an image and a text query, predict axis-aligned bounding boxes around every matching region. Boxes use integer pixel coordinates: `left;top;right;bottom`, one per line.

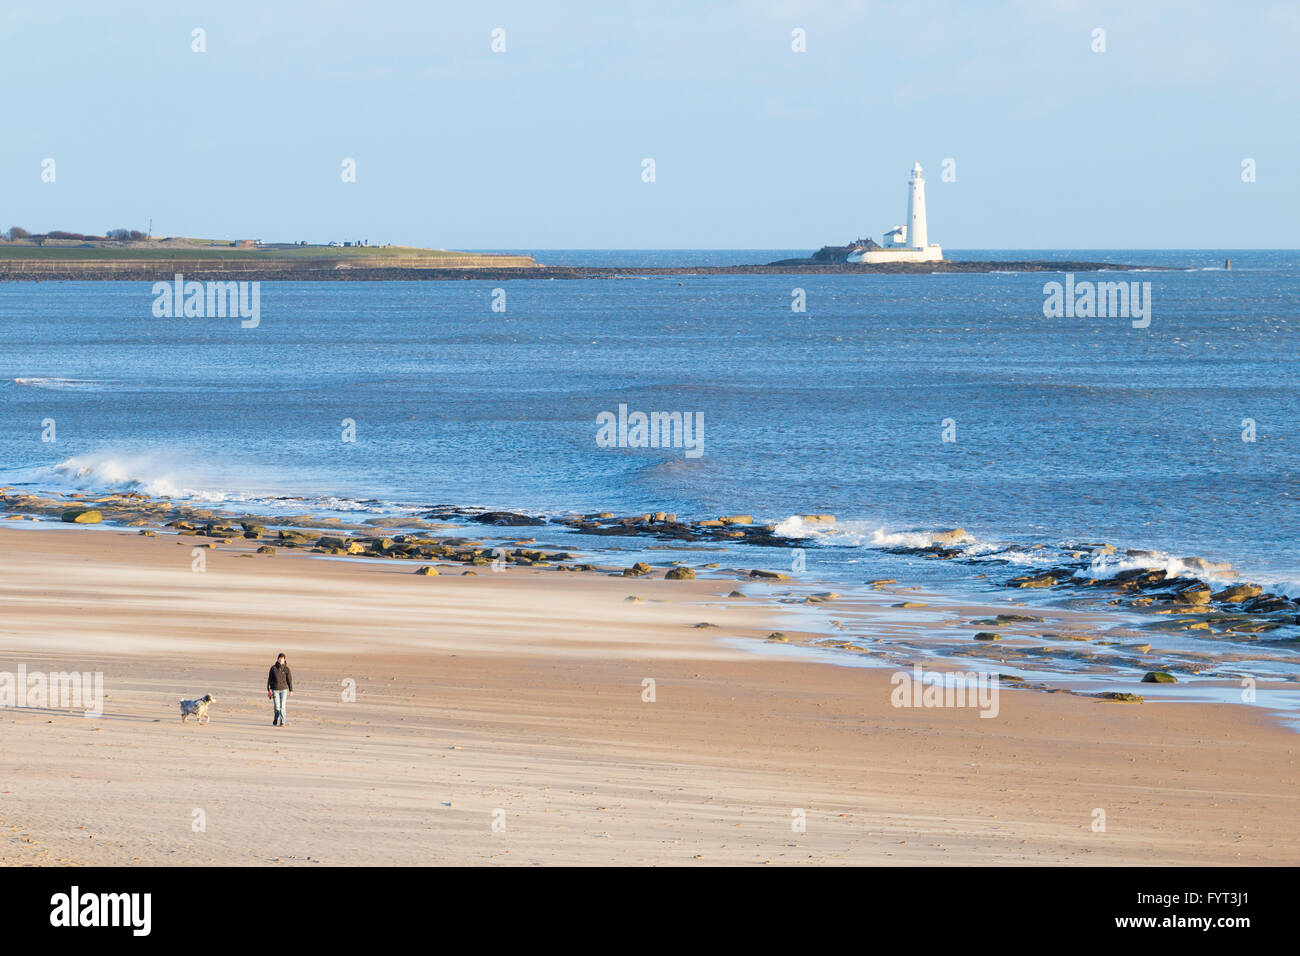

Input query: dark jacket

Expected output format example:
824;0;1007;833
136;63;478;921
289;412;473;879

267;662;293;692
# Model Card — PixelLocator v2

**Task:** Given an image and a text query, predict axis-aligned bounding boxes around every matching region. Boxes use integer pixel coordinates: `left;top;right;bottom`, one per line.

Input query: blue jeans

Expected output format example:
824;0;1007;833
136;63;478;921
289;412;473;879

272;689;288;725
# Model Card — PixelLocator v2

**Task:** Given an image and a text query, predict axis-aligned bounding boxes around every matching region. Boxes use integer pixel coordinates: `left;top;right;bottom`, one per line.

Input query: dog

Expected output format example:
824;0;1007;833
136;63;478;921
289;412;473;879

179;694;215;724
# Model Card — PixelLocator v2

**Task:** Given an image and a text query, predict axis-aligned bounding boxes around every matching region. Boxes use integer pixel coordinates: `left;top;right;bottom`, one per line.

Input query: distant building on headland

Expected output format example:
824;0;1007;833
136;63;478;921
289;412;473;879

847;163;943;264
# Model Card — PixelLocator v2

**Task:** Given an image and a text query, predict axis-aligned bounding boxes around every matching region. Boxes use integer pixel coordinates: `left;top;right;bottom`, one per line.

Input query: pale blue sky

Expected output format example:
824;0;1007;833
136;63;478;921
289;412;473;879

3;1;1296;249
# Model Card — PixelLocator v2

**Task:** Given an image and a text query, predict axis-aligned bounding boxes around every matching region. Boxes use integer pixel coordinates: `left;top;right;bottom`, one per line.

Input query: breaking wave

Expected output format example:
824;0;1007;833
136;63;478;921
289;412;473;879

45;453;236;501
771;514;1265;590
12;377;101;391
8;452;397;517
774;515;975;550
1084;550;1237;586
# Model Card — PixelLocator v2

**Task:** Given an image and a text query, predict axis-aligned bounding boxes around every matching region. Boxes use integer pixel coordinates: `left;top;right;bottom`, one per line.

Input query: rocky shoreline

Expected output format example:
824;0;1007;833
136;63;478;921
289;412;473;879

879;531;1300;644
4;488;1294;647
0;491;811;582
0;259;1165;282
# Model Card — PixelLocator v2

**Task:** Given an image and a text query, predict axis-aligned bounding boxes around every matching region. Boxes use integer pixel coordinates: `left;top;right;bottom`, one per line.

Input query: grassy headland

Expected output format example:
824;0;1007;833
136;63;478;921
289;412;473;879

0;234;537;278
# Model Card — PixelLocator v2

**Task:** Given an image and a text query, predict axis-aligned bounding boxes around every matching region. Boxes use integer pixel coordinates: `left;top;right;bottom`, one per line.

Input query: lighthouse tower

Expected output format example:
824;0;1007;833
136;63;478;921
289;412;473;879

907;162;927;250
846;161;943;264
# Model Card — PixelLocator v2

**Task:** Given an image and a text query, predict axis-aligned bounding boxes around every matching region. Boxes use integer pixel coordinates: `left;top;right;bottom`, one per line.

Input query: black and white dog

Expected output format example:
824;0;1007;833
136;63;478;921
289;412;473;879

179;694;215;724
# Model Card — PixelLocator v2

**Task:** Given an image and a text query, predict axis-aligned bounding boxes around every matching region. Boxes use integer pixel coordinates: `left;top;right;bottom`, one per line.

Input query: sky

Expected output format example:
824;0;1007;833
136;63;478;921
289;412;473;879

2;0;1297;249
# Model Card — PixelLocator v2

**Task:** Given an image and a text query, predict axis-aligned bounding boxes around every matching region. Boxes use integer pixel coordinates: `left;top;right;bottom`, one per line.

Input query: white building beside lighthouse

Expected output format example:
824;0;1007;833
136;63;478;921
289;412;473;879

848;162;943;263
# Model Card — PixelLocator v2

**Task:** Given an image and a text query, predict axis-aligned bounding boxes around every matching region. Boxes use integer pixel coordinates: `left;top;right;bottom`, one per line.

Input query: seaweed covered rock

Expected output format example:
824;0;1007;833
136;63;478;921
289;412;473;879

469;511;545;527
1141;671;1178;683
1008;572;1058;589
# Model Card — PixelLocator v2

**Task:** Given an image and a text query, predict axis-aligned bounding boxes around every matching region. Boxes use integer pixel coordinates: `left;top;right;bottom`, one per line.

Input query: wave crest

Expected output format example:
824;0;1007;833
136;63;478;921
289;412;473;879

50;453;201;499
774;516;975;550
12;377;100;391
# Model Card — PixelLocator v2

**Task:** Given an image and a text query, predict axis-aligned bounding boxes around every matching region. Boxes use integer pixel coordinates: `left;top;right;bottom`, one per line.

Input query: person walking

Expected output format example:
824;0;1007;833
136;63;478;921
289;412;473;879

267;653;293;727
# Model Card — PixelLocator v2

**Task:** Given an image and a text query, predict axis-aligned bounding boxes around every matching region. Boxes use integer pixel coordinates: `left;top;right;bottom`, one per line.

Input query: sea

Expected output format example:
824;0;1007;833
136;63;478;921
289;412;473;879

3;249;1298;698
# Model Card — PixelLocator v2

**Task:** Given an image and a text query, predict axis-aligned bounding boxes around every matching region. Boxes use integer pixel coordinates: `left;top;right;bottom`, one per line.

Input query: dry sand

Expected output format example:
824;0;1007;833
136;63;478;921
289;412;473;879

1;525;1296;865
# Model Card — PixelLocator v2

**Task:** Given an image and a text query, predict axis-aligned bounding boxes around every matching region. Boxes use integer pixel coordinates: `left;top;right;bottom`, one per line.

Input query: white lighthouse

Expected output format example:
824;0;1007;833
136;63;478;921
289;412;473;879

907;162;927;250
847;162;943;263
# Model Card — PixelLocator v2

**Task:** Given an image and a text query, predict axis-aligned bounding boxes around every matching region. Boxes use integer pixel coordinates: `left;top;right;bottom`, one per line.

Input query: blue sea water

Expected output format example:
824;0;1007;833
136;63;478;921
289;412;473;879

2;249;1298;602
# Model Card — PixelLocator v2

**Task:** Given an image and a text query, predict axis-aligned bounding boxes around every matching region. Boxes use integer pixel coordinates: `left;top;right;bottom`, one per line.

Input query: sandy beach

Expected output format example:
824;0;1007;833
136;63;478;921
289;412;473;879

1;523;1296;867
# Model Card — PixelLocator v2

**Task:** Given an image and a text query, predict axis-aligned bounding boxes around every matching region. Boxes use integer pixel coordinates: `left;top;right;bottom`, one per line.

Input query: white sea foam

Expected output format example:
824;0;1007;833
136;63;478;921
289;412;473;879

8;452;397;519
1084;550;1238;586
774;516;976;551
12;377;100;391
960;541;1062;567
49;453;221;500
772;515;817;538
771;514;1272;589
869;528;964;549
1271;580;1300;600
